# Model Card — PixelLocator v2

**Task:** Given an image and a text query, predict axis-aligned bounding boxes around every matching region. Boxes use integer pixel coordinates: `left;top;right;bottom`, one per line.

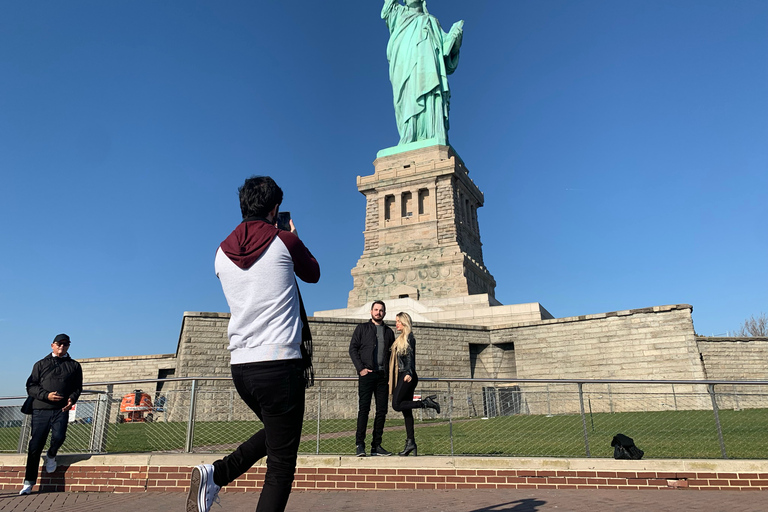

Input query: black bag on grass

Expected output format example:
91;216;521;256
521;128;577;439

611;433;644;460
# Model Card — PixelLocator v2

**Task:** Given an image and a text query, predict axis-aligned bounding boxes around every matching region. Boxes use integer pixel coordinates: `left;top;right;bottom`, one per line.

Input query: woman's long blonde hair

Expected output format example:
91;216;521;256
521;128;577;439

392;312;413;356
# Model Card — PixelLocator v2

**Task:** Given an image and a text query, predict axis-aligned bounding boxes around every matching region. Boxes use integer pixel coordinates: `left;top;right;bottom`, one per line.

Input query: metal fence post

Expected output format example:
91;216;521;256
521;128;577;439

671;383;678;411
17;413;31;454
185;379;198;453
546;383;551;416
316;381;322;455
708;384;727;459
89;385;112;453
448;382;454;456
578;383;591;457
608;384;614;414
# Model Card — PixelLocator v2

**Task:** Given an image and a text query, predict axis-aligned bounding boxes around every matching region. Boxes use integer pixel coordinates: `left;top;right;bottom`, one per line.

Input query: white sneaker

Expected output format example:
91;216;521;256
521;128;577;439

44;454;57;473
186;464;220;512
19;481;33;495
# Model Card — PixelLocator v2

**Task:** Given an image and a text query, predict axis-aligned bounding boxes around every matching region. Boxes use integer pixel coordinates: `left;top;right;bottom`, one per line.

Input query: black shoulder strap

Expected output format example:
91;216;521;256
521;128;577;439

295;281;314;388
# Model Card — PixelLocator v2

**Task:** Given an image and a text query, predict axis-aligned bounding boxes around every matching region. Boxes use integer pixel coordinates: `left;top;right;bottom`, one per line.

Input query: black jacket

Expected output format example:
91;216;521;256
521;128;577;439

349;320;395;374
26;353;83;410
395;334;417;377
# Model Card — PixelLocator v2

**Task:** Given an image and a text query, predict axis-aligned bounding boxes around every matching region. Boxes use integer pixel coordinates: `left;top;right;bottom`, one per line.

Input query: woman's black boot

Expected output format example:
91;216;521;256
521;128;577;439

422;395;441;414
399;438;417;456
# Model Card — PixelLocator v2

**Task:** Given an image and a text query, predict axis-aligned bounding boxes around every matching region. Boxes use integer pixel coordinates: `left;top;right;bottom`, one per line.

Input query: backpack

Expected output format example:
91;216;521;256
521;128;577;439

611;433;644;460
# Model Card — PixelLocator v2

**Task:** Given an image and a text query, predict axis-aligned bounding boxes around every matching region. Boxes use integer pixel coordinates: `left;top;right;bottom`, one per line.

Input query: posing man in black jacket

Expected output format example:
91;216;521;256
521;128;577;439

349;301;395;457
20;334;83;495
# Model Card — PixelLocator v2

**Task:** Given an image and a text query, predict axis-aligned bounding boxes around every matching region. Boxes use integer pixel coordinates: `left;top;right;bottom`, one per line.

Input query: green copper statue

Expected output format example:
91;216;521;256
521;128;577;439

382;0;464;146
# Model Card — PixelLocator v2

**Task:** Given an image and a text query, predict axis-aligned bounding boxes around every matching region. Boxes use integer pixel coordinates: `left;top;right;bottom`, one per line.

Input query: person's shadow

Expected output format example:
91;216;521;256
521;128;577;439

38;454;93;493
470;498;547;512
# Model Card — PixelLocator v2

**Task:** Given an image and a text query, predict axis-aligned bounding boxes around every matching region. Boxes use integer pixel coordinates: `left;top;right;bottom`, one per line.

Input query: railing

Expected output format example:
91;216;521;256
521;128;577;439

2;377;767;459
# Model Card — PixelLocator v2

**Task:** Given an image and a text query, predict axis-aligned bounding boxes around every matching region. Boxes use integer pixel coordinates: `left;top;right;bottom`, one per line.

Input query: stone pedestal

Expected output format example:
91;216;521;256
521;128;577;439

347;144;496;307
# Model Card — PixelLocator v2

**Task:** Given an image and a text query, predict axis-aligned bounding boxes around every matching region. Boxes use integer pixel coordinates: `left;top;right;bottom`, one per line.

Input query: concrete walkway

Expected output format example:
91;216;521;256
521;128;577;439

1;487;765;512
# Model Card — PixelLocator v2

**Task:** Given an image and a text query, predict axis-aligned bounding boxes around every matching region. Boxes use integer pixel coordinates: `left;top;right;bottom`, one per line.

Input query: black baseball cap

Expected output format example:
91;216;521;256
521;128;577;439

53;334;71;344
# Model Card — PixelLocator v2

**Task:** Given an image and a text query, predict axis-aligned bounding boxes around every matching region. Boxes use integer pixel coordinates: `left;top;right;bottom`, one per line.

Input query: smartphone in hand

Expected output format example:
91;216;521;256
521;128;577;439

277;211;292;231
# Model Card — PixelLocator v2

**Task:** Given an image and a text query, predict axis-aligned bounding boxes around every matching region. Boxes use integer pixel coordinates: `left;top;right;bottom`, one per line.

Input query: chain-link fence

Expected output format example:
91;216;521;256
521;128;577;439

2;378;767;459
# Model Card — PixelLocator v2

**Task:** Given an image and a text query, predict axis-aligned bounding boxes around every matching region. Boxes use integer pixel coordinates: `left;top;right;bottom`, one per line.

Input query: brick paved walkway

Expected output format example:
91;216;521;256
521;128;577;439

1;488;765;512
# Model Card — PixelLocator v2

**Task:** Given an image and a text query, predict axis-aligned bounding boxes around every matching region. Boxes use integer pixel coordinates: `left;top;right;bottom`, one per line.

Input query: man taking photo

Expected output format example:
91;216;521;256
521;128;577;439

187;175;320;512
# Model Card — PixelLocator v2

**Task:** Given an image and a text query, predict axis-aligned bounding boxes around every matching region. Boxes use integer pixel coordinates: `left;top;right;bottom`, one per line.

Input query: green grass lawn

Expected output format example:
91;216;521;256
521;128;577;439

3;408;766;459
0;426;21;453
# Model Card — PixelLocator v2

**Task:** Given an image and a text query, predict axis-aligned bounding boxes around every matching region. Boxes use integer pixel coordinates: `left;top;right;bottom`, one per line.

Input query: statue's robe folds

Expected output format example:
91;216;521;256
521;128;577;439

382;0;462;146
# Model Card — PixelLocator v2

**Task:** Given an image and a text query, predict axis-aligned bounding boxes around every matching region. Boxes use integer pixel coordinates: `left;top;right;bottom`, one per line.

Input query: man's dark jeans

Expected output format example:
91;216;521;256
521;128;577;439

212;359;305;512
355;370;388;447
25;408;68;483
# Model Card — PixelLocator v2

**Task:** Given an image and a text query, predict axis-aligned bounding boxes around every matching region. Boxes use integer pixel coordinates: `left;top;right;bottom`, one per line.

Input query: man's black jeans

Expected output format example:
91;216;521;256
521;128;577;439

355;370;388;447
212;359;305;512
25;408;68;483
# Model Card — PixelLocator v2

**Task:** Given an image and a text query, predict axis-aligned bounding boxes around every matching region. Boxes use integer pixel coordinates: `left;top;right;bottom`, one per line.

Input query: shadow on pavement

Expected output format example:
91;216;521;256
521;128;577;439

470;498;547;512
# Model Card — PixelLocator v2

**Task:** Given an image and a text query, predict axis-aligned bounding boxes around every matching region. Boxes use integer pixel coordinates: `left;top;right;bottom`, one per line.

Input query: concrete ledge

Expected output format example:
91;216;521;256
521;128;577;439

78;353;176;363
2;454;767;493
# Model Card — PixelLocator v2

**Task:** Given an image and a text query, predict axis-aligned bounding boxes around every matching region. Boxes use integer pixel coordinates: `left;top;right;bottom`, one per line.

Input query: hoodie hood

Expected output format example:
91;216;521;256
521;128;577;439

219;219;279;269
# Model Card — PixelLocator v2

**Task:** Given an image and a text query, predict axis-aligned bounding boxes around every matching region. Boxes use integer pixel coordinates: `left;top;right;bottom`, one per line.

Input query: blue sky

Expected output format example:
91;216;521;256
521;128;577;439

1;0;766;396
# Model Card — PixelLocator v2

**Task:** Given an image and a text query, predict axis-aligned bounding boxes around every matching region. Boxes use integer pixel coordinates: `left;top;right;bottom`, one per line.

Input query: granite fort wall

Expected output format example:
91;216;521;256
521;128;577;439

493;305;702;381
79;354;177;387
171;305;712;420
75;306;767;423
696;337;768;409
697;337;768;381
489;305;709;414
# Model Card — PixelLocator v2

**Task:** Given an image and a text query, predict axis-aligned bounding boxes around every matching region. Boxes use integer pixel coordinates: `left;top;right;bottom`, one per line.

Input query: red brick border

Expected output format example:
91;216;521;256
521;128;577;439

1;465;767;493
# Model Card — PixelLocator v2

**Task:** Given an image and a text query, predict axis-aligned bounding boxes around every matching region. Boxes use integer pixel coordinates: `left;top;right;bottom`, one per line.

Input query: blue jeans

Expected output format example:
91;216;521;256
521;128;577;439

25;408;68;483
212;359;305;512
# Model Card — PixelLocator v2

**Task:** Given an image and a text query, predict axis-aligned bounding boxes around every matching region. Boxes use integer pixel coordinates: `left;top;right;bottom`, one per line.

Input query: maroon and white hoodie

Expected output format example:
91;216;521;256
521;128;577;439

215;219;320;365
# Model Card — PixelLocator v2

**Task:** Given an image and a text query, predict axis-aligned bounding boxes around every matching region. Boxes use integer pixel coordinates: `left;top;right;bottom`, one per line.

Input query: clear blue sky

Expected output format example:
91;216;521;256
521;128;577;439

1;1;766;396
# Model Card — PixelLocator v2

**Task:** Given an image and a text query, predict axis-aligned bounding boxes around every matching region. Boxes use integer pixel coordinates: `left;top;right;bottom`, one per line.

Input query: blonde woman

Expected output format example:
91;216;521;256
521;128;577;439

389;312;440;456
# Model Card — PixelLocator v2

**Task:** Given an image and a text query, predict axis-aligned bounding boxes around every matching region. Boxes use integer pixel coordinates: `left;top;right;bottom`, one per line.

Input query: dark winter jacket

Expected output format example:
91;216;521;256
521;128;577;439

349;320;395;374
26;353;83;410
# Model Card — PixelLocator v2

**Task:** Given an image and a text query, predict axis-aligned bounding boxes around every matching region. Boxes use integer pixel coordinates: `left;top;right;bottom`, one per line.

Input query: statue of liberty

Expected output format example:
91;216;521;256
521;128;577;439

382;0;464;147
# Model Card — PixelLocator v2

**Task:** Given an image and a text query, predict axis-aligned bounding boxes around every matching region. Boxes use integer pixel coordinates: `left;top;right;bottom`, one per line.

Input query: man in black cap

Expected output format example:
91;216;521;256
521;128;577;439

19;334;82;495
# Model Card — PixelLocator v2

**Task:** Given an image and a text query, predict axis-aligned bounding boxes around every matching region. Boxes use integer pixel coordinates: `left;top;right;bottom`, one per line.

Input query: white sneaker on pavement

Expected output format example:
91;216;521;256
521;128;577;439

44;454;57;473
186;464;220;512
19;481;34;495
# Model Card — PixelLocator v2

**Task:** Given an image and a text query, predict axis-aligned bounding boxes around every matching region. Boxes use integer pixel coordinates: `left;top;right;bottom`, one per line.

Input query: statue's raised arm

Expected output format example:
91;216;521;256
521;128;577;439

381;0;464;147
